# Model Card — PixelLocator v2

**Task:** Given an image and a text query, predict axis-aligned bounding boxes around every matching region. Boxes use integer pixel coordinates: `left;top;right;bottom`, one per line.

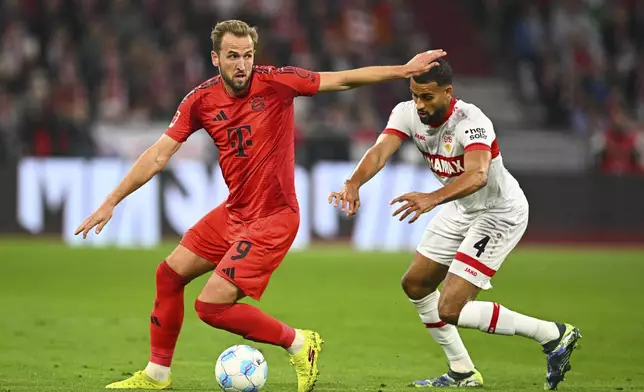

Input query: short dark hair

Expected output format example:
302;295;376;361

211;20;258;53
412;58;453;86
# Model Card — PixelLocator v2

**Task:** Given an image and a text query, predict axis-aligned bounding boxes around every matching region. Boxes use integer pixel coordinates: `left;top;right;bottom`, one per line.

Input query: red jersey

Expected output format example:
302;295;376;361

165;66;320;220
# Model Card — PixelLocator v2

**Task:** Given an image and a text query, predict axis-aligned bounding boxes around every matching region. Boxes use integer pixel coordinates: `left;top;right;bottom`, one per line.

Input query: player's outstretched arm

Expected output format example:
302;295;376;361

318;50;447;92
74;134;181;238
391;150;491;223
329;133;403;215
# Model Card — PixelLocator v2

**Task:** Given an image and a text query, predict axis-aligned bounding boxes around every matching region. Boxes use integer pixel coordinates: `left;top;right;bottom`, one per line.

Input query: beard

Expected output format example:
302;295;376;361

221;71;250;93
418;105;448;125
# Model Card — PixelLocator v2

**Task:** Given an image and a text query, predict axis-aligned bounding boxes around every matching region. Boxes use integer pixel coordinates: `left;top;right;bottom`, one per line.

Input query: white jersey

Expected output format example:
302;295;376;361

384;98;527;214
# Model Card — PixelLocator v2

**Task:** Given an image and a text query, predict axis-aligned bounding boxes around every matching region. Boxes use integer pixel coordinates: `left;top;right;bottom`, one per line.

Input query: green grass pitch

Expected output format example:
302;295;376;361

1;240;643;392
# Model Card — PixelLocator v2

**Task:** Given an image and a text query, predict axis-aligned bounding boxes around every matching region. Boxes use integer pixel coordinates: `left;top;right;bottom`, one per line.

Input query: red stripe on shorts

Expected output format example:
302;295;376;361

424;321;447;328
487;302;501;333
454;252;497;277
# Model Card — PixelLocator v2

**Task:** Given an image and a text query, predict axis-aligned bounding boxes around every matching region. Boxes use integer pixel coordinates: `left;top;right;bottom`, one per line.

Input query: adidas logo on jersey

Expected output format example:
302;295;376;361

213;110;228;121
423;153;465;178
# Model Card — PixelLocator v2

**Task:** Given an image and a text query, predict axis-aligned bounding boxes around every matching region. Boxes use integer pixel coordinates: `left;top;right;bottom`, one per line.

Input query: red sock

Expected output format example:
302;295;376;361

149;261;186;366
195;300;296;349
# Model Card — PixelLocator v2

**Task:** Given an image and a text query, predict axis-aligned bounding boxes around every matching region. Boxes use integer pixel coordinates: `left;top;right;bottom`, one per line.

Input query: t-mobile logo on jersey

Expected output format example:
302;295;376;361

227;125;253;158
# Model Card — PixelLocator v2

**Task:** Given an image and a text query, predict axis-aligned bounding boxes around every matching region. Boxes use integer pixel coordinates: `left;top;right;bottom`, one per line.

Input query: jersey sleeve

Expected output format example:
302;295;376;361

382;102;412;140
455;116;496;154
268;66;320;98
164;90;203;143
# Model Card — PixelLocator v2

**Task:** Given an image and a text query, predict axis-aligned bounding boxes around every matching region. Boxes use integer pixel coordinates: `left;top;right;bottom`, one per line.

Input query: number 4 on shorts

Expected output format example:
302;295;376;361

473;235;490;257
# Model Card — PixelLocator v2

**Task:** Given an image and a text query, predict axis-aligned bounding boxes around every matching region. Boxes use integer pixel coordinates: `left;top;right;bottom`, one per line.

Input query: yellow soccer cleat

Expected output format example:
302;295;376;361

105;370;172;389
289;330;323;392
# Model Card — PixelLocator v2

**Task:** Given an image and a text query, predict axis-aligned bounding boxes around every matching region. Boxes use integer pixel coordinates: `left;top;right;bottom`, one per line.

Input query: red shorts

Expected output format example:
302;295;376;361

180;203;299;300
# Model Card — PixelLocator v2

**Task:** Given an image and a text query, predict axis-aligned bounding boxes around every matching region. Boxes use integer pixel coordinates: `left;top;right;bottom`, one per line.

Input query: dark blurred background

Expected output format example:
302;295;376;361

1;0;642;245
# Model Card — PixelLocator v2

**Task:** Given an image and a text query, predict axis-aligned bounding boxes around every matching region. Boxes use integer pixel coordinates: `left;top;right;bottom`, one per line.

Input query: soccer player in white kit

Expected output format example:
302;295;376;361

329;59;581;390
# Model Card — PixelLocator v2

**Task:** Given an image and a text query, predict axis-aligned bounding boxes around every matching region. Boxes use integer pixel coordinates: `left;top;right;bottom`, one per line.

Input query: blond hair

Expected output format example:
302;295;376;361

210;20;258;53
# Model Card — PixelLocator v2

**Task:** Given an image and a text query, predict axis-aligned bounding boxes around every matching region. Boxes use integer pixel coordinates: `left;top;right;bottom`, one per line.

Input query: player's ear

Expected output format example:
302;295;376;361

211;50;220;67
445;85;453;99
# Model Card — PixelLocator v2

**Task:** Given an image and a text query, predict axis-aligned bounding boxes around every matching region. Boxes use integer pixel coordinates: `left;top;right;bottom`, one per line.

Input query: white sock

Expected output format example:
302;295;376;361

286;329;305;355
410;291;475;374
457;301;560;344
144;362;170;382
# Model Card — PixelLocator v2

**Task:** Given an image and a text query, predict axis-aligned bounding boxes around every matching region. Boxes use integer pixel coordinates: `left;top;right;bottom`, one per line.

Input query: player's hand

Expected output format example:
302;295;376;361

402;50;447;78
390;192;438;224
328;181;361;216
74;202;115;239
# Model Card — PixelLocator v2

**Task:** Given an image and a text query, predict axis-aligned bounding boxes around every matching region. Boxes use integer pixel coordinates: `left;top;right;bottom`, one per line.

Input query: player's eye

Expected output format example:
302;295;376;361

244;53;252;59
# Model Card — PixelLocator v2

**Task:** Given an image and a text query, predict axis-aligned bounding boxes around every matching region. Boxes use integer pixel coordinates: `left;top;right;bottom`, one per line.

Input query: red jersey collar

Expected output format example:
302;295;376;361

429;97;457;128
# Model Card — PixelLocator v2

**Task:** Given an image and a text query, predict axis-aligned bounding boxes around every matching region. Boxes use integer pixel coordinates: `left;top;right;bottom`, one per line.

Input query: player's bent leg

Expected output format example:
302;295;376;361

443;274;581;391
106;205;231;389
195;210;322;392
106;245;216;390
405;247;481;387
401;252;449;300
449;207;581;390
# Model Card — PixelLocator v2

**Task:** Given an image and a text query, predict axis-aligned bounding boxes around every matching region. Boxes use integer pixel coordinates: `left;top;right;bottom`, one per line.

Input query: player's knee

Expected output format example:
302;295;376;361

198;273;243;305
401;272;434;300
437;297;464;325
155;261;186;289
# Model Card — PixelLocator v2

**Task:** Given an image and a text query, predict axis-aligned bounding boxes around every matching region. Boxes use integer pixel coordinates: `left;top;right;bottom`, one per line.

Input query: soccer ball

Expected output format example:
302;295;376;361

215;345;268;392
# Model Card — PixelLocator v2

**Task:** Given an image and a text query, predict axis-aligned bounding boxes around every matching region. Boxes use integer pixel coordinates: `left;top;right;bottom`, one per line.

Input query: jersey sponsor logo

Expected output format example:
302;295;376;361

465;127;487;140
423;153;465;178
227;125;253;158
169;110;181;127
414;133;426;141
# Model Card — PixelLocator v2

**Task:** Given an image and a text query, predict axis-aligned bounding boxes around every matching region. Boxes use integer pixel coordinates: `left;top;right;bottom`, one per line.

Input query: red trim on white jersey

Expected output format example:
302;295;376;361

455;252;497;277
464;139;500;158
382;128;409;140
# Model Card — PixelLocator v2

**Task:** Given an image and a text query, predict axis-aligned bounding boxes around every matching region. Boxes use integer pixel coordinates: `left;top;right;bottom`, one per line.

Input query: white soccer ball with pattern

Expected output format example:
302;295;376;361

215;345;268;392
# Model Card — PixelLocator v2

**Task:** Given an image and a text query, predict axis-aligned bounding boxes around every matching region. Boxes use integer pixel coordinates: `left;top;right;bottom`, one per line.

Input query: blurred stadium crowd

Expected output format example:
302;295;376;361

470;0;644;174
0;0;642;174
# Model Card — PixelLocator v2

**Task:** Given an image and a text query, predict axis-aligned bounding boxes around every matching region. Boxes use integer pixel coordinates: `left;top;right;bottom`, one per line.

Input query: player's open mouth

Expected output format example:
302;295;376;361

418;111;428;118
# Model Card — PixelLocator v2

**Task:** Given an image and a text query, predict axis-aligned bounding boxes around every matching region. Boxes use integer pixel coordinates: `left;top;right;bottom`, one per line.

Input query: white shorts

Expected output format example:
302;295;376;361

417;202;529;290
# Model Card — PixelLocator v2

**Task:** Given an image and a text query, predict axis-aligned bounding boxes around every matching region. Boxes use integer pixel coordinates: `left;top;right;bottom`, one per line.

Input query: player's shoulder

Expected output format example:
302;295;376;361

252;65;277;78
181;75;222;104
389;100;418;121
453;99;491;124
452;99;493;130
252;65;313;81
392;99;416;112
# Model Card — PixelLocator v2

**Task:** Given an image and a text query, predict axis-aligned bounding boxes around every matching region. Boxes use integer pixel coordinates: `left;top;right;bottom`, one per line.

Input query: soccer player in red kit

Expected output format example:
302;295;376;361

74;20;446;391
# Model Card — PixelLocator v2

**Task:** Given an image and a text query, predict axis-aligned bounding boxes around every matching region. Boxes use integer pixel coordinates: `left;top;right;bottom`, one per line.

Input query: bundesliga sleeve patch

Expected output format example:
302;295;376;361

169;110;181;127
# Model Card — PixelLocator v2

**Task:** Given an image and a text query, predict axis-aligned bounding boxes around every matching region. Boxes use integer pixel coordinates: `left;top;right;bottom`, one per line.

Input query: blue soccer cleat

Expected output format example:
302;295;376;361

543;323;582;390
411;369;484;388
